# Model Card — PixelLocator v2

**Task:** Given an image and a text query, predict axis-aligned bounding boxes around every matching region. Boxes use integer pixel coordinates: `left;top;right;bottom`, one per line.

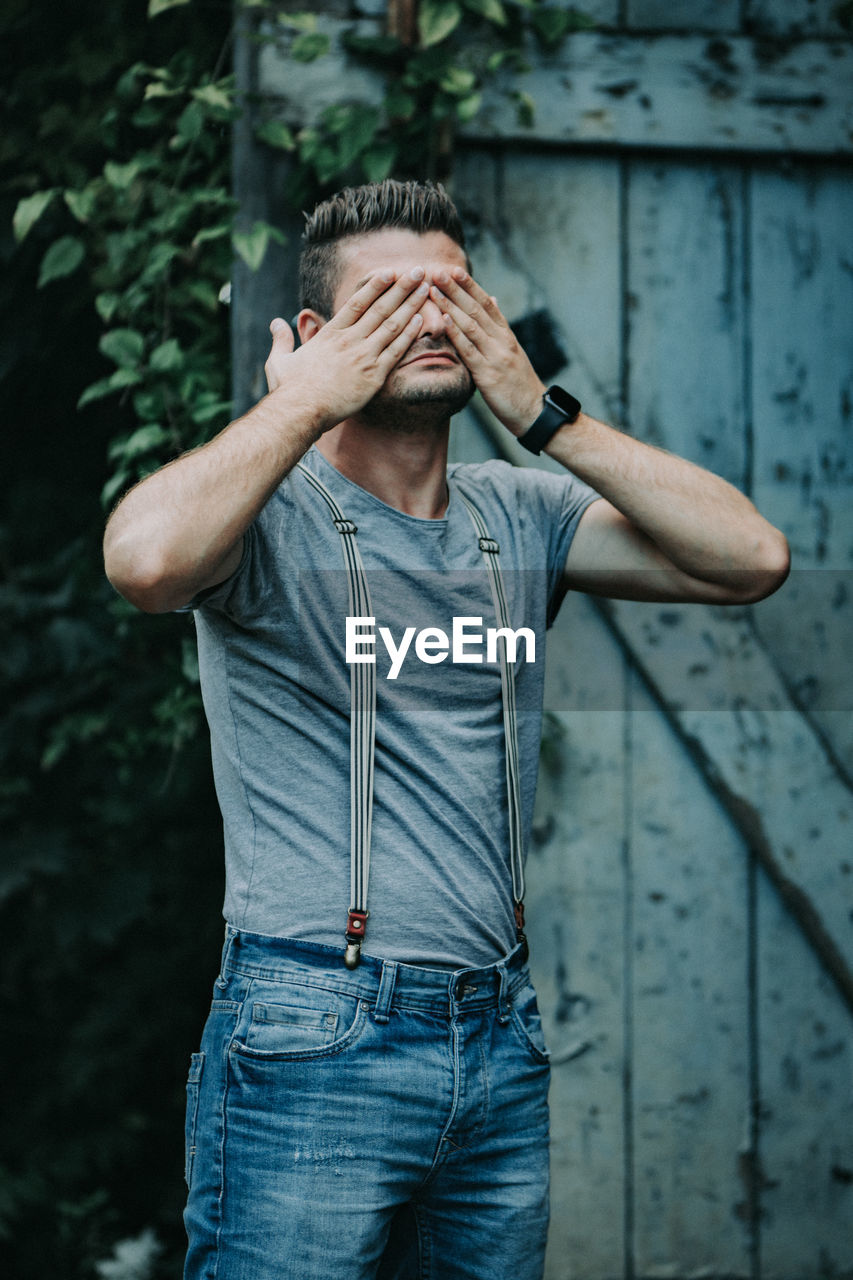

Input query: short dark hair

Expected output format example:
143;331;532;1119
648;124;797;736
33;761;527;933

298;179;467;317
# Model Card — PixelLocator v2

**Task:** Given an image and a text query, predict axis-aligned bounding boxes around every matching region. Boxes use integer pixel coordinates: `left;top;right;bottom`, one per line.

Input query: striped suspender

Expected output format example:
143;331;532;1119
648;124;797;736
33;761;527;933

296;462;526;967
456;491;526;936
297;464;376;965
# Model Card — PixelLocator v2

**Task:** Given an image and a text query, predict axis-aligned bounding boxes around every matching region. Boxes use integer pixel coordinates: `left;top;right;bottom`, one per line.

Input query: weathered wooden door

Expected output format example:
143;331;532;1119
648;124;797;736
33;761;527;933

233;3;853;1275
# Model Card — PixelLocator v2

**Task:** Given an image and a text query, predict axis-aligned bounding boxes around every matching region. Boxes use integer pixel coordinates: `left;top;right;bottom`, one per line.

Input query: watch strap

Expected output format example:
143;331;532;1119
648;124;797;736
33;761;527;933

517;386;581;455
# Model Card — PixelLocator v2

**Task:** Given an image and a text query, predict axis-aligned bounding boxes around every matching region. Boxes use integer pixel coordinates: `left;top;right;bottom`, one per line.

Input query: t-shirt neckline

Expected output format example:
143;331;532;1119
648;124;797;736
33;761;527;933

307;445;454;527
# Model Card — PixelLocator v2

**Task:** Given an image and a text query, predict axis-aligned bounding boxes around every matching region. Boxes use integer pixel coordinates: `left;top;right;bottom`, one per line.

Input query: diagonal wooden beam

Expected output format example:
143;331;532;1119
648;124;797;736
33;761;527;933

469;400;853;1016
598;596;853;1017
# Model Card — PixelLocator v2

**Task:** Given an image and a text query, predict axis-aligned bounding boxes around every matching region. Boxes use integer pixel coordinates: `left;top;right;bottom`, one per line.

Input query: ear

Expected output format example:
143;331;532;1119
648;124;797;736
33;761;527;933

296;309;327;345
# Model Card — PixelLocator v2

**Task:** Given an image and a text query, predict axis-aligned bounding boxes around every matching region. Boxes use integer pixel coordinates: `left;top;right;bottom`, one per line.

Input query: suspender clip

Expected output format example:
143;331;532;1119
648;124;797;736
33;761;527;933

514;900;528;958
478;536;499;554
344;909;368;969
333;518;358;535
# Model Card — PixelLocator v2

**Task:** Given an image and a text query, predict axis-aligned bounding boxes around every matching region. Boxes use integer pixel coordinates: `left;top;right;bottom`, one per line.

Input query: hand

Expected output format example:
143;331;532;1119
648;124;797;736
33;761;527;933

264;269;431;428
429;269;546;436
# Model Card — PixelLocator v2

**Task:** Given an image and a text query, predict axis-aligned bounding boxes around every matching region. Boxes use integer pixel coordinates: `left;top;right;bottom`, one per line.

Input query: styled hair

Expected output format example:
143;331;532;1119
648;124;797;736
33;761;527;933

298;179;467;317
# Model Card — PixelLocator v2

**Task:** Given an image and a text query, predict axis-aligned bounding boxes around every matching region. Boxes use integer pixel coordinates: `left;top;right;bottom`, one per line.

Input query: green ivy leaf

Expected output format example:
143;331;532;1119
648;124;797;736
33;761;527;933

101;468;133;509
64;185;99;224
384;86;416;120
13;190;56;243
181;637;200;684
190;393;232;423
290;32;331;62
148;0;191;16
277;11;318;31
143;80;180;100
42;712;110;771
78;367;143;409
95;293;122;323
418;0;462;47
115;424;172;460
149;338;183;372
456;91;483;122
344;32;402;58
177;101;205;141
533;5;594;45
99;329;145;369
192;224;231;248
232;223;270;272
104;160;142;189
463;0;507;26
513;89;536;127
37;236;85;288
192;83;234;113
323;104;380;170
441;65;477;95
360;143;397;184
255;119;296;151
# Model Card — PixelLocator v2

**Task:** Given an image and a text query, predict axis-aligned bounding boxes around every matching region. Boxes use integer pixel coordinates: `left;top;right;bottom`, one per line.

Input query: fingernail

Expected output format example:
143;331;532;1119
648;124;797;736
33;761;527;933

270;318;286;333
381;271;395;283
410;266;425;281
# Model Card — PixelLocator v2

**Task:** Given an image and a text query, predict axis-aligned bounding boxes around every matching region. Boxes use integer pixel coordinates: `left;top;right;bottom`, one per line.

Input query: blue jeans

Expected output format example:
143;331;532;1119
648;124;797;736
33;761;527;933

183;927;551;1279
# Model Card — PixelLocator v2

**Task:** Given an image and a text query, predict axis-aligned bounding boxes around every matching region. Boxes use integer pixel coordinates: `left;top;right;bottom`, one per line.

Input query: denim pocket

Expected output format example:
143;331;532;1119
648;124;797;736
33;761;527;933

184;1051;205;1187
230;982;369;1061
509;982;551;1065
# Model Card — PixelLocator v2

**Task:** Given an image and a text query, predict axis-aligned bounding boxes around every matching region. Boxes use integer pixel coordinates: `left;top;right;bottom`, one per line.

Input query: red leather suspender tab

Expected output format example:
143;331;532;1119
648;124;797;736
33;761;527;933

345;909;369;968
298;462;527;968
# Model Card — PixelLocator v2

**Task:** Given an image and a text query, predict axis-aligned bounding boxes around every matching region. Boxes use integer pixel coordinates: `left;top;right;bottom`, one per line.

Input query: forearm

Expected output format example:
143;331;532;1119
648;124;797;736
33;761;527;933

103;385;324;612
546;411;790;598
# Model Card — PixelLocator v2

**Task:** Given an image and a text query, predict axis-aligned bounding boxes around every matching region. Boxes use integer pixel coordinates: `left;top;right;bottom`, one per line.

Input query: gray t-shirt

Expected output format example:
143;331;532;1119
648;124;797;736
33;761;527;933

192;446;597;968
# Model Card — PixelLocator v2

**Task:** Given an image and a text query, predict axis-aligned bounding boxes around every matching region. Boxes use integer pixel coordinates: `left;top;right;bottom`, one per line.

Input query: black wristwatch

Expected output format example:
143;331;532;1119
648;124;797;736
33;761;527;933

517;385;582;455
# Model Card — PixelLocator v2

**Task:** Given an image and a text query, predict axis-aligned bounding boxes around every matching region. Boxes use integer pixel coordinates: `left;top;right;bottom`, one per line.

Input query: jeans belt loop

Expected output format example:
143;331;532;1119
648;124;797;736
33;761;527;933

216;925;238;990
373;961;399;1024
497;963;512;1024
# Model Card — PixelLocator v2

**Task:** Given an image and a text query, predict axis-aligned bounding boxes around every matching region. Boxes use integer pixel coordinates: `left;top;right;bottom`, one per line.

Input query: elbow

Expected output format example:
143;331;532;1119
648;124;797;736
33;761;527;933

103;538;184;614
735;528;791;604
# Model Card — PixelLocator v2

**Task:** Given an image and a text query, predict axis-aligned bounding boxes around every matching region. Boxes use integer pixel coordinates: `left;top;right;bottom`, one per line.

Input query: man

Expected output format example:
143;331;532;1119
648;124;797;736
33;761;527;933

103;179;789;1280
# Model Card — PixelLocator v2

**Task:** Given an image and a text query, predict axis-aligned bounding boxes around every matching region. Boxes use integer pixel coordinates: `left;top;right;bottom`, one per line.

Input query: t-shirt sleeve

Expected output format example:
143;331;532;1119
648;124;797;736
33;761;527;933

176;520;258;617
522;465;601;625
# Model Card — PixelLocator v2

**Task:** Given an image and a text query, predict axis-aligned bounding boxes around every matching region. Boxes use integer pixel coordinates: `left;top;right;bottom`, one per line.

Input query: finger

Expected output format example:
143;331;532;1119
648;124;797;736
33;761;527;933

375;310;425;370
431;268;504;331
365;278;432;353
331;268;423;332
430;288;490;360
355;268;429;342
438;306;484;368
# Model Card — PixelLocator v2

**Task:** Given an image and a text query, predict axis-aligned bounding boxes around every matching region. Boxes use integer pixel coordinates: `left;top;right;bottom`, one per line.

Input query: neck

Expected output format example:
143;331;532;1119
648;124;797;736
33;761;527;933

315;417;452;519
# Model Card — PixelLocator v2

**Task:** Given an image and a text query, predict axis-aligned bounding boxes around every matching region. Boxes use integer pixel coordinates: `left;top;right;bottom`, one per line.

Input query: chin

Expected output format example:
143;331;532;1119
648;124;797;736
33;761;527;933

384;366;475;412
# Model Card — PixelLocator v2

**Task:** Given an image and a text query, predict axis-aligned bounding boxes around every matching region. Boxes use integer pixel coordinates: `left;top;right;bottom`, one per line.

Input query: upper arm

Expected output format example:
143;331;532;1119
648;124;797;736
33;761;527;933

193;537;245;599
562;499;752;604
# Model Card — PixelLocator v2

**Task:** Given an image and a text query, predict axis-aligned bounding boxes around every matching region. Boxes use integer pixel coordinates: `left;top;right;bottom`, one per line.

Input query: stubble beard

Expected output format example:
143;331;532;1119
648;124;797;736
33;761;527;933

359;353;476;435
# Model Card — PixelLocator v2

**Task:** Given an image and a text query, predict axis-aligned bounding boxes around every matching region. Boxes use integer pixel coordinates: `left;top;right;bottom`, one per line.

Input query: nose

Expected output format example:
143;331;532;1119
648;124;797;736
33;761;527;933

416;291;445;337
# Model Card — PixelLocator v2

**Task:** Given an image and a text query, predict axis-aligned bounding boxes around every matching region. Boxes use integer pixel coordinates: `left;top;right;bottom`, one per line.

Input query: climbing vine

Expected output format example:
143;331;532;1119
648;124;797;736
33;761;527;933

13;0;591;508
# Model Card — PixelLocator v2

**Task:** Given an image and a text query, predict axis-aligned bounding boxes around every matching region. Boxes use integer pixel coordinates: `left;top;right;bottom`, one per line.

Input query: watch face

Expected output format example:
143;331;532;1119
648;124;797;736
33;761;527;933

546;385;581;418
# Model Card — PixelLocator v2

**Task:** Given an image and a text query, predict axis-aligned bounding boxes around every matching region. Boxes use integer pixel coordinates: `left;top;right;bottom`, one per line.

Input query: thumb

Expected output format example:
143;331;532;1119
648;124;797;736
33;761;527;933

269;317;295;352
264;317;296;393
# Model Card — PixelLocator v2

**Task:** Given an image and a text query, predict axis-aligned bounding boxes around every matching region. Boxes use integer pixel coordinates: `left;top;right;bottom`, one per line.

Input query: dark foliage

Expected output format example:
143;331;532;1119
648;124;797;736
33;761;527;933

1;2;231;1274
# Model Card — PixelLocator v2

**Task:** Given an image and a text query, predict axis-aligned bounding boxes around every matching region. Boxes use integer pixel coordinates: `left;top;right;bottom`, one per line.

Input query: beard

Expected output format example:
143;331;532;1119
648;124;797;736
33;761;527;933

359;342;476;433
